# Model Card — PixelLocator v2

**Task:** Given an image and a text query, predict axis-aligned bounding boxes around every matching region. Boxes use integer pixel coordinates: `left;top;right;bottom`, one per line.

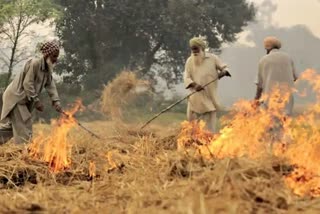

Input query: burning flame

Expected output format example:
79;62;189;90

106;151;118;171
107;151;117;168
177;69;320;197
29;100;84;173
89;161;96;178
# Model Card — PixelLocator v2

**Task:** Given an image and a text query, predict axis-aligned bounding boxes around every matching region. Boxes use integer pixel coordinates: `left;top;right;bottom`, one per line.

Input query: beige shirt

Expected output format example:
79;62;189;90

256;49;297;93
1;57;60;121
256;49;297;115
184;52;228;114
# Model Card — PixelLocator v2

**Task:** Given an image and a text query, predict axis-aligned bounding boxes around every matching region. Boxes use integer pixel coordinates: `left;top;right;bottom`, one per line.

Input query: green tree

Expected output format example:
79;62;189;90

55;0;255;90
0;0;60;86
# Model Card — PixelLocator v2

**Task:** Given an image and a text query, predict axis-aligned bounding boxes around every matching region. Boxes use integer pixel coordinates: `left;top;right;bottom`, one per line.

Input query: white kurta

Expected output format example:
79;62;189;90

256;49;297;115
184;52;228;113
184;52;228;132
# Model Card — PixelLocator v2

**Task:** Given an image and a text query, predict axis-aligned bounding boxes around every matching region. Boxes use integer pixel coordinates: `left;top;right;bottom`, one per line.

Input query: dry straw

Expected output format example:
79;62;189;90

100;71;148;121
0;121;319;213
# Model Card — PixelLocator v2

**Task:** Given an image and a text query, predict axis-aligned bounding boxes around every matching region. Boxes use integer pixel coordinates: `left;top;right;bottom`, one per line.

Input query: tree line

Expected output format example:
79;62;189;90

0;0;255;91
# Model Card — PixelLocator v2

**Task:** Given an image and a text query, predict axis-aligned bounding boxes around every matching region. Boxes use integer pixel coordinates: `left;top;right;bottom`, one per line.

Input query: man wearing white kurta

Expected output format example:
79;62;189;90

184;37;231;133
255;36;298;116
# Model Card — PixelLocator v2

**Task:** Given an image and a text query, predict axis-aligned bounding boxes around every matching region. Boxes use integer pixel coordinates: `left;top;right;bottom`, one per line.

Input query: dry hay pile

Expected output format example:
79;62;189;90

3;69;320;213
0;121;319;213
101;71;148;120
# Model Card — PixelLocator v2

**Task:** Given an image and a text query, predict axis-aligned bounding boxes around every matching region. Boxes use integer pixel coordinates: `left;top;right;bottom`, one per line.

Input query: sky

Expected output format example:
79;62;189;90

250;0;320;37
236;0;320;45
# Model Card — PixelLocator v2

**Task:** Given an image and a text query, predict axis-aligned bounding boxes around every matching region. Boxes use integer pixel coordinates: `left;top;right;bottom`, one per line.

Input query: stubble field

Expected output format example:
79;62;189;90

0;118;319;214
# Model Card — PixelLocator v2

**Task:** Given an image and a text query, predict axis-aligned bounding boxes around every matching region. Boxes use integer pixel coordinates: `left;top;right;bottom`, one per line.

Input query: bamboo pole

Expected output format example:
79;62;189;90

140;77;219;130
61;111;102;140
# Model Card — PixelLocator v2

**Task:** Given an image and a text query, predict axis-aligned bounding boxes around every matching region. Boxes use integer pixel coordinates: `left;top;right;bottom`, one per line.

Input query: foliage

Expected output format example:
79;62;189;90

0;73;8;89
0;0;60;86
55;0;255;90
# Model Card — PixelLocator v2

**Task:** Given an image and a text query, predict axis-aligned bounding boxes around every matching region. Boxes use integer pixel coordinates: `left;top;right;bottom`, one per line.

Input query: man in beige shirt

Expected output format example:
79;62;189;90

0;40;63;144
184;37;231;133
254;36;298;116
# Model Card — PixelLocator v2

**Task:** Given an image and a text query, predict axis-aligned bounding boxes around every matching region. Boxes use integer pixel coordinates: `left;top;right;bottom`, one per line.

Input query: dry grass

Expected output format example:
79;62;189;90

0;120;319;213
100;71;149;121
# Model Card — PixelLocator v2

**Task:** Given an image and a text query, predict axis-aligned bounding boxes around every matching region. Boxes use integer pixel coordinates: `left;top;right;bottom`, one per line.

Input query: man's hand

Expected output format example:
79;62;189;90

251;99;261;109
189;82;204;91
218;70;232;79
35;101;44;112
194;84;204;91
225;71;232;77
53;101;63;113
255;86;263;101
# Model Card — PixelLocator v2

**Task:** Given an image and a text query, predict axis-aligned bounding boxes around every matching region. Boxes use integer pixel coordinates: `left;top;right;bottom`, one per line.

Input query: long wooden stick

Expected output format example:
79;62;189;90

61;111;102;140
140;77;219;130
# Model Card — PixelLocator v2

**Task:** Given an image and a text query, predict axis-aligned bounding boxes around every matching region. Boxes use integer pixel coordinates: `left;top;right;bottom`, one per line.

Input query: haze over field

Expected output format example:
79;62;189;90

173;0;320;106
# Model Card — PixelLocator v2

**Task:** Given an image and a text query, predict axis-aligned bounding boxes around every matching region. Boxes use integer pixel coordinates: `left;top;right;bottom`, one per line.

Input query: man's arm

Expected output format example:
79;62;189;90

183;59;204;91
45;75;60;104
291;60;298;82
254;60;264;100
184;59;195;89
214;55;231;79
23;59;40;103
255;86;263;100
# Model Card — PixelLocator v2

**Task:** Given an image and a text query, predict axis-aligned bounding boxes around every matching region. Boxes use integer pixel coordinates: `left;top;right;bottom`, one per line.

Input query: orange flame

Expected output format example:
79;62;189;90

106;151;118;171
29;100;84;173
300;69;320;99
178;69;320;197
89;161;96;178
